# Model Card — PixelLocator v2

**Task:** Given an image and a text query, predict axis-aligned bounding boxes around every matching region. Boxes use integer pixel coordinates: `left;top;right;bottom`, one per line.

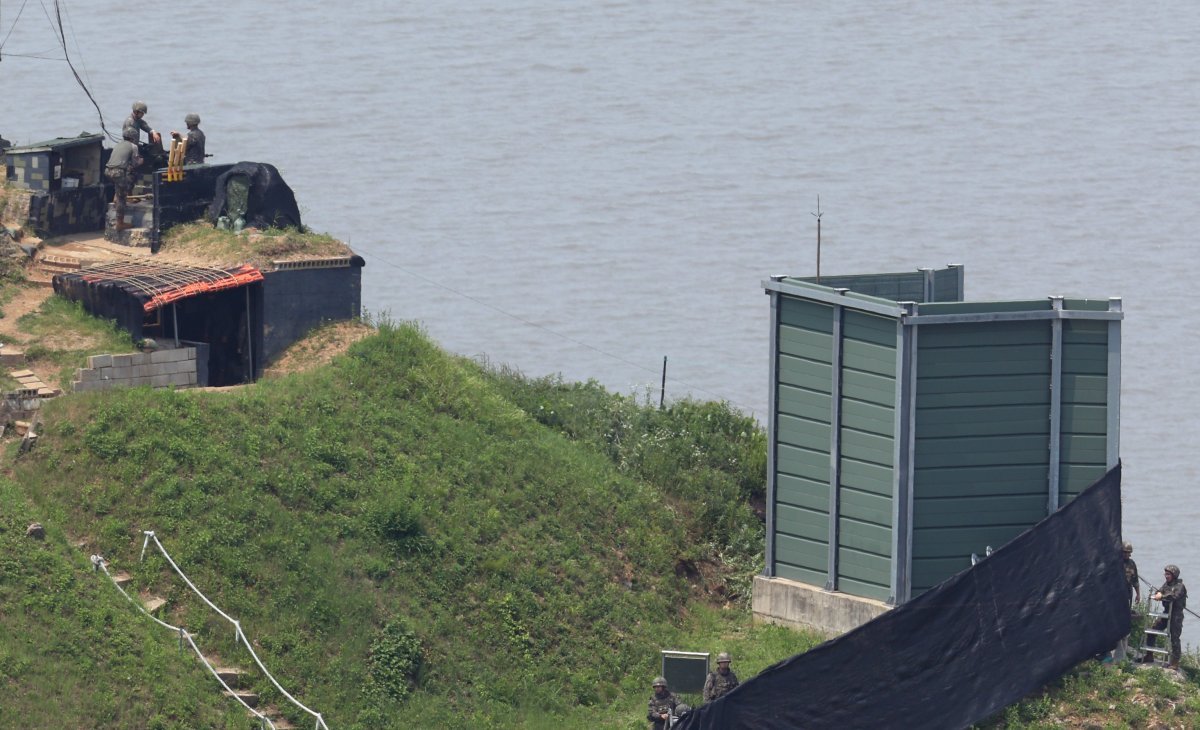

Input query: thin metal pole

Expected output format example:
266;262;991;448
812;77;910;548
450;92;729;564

659;356;667;409
172;303;180;348
245;286;253;382
812;196;823;284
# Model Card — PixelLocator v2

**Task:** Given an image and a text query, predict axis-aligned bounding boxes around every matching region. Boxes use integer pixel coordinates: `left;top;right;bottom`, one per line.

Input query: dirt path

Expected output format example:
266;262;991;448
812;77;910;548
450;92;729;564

0;284;52;344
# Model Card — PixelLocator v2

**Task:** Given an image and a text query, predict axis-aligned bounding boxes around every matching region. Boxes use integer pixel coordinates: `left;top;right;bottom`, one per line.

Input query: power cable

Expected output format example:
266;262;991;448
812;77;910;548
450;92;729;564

40;0;114;141
0;0;30;55
349;239;759;413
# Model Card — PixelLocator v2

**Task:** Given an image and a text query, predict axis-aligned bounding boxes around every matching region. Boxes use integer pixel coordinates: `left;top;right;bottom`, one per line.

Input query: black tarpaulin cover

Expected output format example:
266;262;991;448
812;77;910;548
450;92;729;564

206;161;303;230
677;464;1128;730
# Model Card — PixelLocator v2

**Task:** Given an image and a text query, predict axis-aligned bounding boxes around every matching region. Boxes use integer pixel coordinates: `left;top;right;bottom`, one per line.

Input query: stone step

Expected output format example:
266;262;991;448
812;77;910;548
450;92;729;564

9;369;34;379
111;571;133;589
225;689;259;708
142;596;167;614
215;666;248;688
248;709;295;729
13;421;31;436
0;348;26;366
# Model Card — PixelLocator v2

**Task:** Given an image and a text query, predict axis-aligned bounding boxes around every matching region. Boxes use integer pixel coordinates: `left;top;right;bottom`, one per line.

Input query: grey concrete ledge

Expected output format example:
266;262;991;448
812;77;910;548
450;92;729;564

752;575;891;637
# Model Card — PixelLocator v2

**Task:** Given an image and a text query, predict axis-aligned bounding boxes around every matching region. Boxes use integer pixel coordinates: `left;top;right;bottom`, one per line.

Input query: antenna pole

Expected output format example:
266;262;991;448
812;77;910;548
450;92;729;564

812;196;823;284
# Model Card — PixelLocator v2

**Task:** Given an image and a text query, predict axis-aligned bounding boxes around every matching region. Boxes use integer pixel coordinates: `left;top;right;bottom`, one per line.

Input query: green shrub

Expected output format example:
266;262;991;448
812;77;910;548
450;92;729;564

367;621;424;702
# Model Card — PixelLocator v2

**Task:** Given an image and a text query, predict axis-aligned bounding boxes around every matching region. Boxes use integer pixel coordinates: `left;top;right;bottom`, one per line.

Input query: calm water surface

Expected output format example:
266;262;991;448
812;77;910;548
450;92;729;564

3;1;1198;641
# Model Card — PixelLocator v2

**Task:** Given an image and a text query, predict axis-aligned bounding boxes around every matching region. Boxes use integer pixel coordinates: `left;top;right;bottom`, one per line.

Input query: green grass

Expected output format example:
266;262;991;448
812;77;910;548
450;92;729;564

14;295;135;388
159;222;350;267
6;308;1199;728
6;320;808;728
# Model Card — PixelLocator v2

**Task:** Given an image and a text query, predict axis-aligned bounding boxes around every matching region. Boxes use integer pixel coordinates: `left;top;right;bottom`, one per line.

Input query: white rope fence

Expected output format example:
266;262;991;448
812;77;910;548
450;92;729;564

92;529;330;730
91;553;279;730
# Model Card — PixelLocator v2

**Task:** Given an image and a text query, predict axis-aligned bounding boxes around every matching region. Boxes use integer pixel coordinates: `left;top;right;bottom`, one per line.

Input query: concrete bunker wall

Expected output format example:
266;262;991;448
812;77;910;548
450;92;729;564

260;261;363;368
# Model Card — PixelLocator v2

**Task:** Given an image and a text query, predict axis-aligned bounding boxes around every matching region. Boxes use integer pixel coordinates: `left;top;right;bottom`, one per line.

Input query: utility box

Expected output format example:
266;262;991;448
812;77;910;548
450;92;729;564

760;266;1121;608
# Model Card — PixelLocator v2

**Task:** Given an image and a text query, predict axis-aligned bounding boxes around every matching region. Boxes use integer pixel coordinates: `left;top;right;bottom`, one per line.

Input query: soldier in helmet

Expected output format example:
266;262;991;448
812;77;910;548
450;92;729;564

1141;564;1187;669
170;113;206;165
105;127;142;231
646;676;678;730
123;101;161;145
703;652;739;703
1123;542;1140;606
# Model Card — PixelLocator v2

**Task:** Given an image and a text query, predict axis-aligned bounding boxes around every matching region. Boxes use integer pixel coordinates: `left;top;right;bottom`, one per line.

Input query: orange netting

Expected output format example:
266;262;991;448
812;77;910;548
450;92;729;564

75;261;264;312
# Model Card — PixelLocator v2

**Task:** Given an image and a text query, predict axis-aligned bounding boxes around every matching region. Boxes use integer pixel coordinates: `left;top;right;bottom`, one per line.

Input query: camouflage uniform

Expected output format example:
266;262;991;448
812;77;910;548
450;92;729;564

105;139;141;222
182;126;206;164
123;113;155;143
1146;571;1187;667
647;688;678;730
1123;555;1139;605
703;666;739;702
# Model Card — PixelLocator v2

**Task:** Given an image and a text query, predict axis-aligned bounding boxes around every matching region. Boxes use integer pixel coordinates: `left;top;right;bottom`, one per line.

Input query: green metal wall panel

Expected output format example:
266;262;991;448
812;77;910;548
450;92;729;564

911;319;1052;596
773;296;834;586
1058;320;1110;505
837;310;896;597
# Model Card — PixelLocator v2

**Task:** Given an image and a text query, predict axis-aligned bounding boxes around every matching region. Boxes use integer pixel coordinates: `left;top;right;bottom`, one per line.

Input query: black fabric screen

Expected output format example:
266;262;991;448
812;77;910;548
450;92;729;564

677;464;1128;730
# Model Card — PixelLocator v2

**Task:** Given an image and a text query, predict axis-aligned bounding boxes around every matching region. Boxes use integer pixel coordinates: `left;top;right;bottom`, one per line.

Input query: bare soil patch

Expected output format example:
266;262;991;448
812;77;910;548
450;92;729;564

262;320;374;377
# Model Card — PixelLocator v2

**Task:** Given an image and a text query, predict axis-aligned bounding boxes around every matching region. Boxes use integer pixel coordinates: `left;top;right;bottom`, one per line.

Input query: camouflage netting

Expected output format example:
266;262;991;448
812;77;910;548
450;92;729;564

206;162;302;230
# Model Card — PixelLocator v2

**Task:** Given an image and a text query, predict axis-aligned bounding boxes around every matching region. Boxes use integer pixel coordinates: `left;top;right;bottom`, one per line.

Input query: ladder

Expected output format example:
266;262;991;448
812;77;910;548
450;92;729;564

1138;598;1172;666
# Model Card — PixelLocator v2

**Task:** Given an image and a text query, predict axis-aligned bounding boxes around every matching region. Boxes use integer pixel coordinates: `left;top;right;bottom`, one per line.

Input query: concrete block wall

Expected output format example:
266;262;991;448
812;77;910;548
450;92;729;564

72;347;198;392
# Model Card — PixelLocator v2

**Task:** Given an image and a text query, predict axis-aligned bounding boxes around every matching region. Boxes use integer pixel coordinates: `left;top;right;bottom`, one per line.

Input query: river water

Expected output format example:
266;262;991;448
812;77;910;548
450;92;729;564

2;2;1198;643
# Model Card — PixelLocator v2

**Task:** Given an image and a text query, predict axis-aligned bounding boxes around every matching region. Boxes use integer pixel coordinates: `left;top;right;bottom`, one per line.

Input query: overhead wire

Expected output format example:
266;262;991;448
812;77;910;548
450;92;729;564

39;0;115;140
348;239;759;413
0;0;31;55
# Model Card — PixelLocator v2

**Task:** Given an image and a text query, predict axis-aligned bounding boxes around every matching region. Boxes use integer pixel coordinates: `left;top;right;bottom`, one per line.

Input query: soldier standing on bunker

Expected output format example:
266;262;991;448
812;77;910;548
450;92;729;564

1141;564;1187;669
703;652;739;703
647;676;678;730
170;113;206;165
123;101;161;146
105;127;141;231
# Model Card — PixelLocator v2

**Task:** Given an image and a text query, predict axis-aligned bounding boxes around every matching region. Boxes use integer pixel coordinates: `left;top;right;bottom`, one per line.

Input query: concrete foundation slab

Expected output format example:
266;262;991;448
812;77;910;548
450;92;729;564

752;575;891;637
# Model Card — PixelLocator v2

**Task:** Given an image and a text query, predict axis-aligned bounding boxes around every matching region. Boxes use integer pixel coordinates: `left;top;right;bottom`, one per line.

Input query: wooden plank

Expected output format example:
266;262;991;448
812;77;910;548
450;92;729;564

1063;319;1108;345
917;347;1051;378
913;464;1049;499
1060;463;1106;493
915;434;1049;466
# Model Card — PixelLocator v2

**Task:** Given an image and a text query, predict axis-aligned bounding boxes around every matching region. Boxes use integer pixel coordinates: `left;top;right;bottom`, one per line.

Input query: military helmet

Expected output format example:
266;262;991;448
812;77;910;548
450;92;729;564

1165;564;1181;579
652;676;667;687
122;127;139;142
1122;542;1133;553
716;652;731;663
184;113;200;126
132;101;148;113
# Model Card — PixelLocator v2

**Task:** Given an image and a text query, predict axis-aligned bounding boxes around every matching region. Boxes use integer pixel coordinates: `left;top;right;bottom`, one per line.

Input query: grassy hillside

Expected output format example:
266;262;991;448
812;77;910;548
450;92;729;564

6;305;1200;728
2;319;816;728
